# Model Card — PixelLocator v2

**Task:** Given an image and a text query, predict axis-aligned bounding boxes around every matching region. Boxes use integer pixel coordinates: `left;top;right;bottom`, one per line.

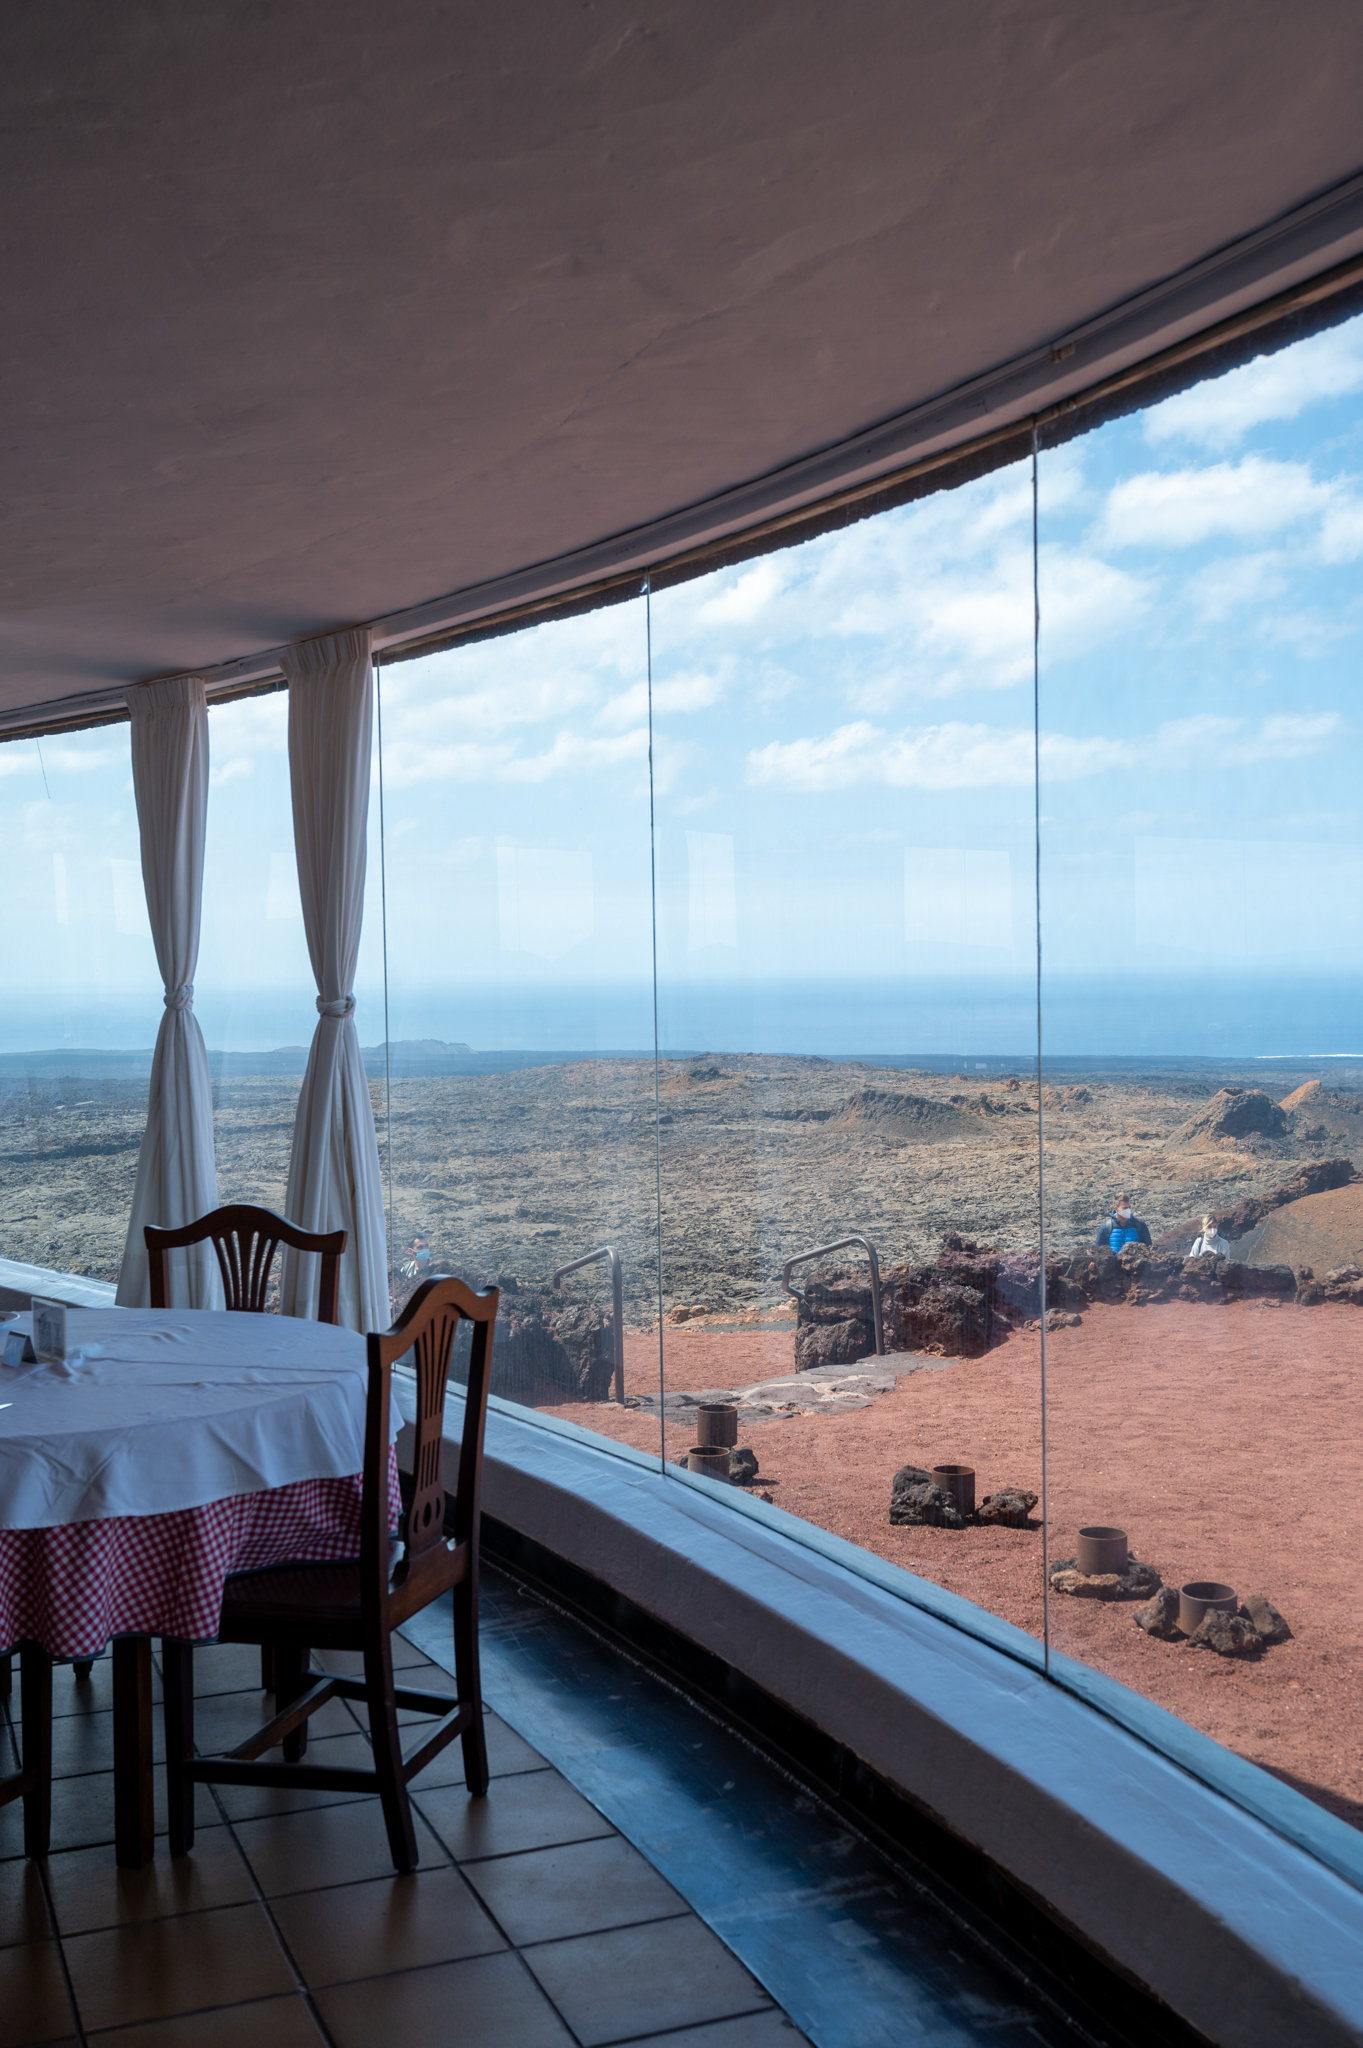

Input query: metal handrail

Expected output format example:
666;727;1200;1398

551;1245;625;1401
780;1234;884;1355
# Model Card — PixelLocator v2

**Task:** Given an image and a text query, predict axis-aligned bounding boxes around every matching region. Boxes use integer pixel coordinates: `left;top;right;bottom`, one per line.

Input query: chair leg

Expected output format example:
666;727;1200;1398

72;1660;94;1684
366;1635;418;1873
275;1645;310;1761
260;1645;275;1694
162;1641;196;1857
453;1576;489;1797
0;1653;10;1701
20;1645;52;1858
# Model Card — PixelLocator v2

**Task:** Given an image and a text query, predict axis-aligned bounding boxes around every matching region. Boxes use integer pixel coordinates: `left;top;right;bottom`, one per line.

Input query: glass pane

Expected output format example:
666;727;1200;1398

644;479;1046;1646
374;598;661;1446
0;723;151;1285
1038;317;1363;1828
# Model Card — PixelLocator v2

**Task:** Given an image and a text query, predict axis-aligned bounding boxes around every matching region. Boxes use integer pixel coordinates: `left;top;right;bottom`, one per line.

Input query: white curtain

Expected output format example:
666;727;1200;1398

279;627;388;1331
116;676;220;1308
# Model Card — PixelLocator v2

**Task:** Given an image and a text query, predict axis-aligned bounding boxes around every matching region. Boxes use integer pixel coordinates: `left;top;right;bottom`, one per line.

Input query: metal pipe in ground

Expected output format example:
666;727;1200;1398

780;1234;884;1354
551;1245;625;1401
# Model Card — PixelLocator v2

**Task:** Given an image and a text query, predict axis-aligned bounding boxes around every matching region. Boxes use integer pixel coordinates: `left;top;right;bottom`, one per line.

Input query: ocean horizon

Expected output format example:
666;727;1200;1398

2;974;1362;1070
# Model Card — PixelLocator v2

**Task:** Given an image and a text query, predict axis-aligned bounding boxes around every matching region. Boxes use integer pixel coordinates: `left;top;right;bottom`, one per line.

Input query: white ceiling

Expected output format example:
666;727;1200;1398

5;0;1363;719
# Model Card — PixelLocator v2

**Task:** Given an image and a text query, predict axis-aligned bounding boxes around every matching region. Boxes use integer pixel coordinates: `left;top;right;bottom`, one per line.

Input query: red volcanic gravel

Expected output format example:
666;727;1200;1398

536;1301;1363;1830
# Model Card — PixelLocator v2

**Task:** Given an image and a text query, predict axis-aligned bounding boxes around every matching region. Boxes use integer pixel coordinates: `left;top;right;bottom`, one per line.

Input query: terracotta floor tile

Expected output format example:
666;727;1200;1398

314;1949;574;2048
521;1914;772;2047
45;1825;253;1936
414;1767;613;1863
229;1794;446;1898
209;1730;375;1823
84;1992;327;2046
464;1833;685;1946
191;1689;358;1753
64;1899;294;2032
0;1854;53;1948
409;1710;549;1790
0;1768;215;1860
639;2014;812;2047
0;1938;79;2046
271;1863;504;1985
317;1636;437;1675
179;1645;271;1697
49;1706;162;1782
50;1659;161;1722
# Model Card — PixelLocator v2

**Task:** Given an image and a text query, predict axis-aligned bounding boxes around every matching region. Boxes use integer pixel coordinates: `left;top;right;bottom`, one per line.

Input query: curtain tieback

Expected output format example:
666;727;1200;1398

164;984;194;1012
317;995;356;1019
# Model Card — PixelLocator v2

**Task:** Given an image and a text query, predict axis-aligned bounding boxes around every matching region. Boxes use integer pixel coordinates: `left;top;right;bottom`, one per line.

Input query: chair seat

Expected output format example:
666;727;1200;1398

219;1558;375;1633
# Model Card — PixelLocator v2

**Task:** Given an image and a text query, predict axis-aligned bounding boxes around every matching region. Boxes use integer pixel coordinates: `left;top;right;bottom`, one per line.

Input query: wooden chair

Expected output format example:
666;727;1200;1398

145;1204;348;1325
161;1275;498;1873
0;1643;52;1856
141;1204;349;1696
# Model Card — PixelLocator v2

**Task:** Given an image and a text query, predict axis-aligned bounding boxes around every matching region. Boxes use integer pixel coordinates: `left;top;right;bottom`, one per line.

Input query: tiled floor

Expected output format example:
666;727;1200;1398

0;1636;806;2047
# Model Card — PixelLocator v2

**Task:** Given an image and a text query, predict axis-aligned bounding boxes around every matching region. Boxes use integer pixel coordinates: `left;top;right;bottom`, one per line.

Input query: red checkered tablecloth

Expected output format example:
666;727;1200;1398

0;1449;401;1660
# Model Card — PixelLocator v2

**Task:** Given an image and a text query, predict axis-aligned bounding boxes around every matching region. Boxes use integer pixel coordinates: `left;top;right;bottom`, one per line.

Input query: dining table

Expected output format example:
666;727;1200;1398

0;1305;400;1866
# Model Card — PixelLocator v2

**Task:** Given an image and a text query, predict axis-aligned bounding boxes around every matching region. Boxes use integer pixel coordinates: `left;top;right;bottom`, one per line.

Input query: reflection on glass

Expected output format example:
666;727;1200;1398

0;724;152;1282
640;479;1045;1645
373;601;662;1447
1038;315;1363;1827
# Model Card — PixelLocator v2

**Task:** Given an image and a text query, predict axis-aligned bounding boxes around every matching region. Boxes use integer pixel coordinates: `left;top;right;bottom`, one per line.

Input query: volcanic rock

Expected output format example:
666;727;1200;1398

976;1487;1038;1527
1050;1555;1161;1600
1170;1087;1288;1147
729;1446;759;1485
890;1464;966;1528
794;1316;874;1371
487;1296;616;1404
832;1088;973;1137
1044;1308;1081;1330
1178;1158;1356;1248
1240;1594;1291;1644
899;1278;992;1356
1189;1610;1263;1656
1050;1570;1126;1599
1134;1587;1182;1639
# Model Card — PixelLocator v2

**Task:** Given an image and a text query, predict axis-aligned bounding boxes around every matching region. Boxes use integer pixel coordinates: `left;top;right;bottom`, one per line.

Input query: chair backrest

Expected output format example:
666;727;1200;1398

144;1205;348;1324
362;1276;499;1588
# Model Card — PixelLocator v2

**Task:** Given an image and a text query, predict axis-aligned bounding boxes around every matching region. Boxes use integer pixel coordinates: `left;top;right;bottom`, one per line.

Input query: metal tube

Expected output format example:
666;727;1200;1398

551;1246;625;1401
780;1234;884;1355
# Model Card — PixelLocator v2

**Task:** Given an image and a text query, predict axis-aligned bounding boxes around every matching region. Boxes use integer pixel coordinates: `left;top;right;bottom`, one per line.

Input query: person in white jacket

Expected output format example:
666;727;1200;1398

1190;1213;1229;1258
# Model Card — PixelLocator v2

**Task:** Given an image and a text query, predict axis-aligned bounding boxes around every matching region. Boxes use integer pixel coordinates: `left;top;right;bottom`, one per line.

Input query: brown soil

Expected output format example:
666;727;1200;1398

539;1300;1363;1830
1235;1182;1363;1271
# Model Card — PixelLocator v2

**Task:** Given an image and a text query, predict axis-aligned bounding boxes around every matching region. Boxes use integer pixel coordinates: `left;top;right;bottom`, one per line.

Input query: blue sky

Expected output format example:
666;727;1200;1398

4;314;1363;1053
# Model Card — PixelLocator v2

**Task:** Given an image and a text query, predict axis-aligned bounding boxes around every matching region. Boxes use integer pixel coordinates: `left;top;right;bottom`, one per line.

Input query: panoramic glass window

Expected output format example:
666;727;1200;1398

561;485;1046;1648
372;598;660;1441
1037;315;1363;1827
0;723;152;1284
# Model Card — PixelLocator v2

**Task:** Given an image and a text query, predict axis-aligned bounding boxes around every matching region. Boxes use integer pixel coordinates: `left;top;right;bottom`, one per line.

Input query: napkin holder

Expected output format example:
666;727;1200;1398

2;1329;37;1367
31;1296;71;1363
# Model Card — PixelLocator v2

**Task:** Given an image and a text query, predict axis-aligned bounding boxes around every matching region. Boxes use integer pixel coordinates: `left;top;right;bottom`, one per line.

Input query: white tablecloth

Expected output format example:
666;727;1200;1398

0;1309;398;1529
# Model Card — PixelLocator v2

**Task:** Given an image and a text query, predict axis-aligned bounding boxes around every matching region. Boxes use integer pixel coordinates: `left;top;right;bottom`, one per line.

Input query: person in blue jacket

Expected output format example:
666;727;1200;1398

1095;1193;1151;1253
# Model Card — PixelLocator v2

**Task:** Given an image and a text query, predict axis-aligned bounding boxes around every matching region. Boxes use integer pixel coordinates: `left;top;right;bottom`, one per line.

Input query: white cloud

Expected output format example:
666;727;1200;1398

694;558;788;626
380;726;649;789
1186;550;1289;621
745;710;1340;793
1099;457;1331;549
1144;324;1363;450
596;668;722;730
